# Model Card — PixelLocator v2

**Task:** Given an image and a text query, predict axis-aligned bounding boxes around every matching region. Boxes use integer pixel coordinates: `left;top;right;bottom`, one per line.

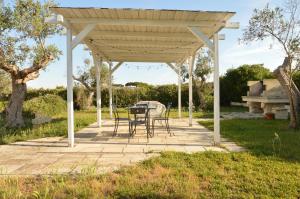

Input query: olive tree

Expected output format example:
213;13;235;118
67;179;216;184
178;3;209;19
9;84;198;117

181;49;213;110
243;0;300;128
73;58;109;109
193;49;213;110
0;0;61;127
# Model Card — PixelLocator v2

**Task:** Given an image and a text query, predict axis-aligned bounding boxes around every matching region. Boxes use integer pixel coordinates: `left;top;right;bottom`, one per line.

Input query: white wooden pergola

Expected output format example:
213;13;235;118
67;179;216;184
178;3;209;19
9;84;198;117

46;7;238;147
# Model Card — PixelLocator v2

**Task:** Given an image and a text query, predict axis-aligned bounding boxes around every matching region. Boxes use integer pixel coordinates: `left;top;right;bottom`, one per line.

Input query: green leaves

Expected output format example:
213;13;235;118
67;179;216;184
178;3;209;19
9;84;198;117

243;0;300;58
0;0;62;75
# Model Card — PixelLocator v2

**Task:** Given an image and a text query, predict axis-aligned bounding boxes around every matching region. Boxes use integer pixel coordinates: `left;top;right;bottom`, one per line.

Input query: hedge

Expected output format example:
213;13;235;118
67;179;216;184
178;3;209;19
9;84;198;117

23;94;66;118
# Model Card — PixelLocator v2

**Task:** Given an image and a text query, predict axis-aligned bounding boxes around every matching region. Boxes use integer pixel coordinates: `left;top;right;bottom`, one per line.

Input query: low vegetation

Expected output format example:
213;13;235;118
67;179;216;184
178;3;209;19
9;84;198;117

1;116;300;198
199;119;300;162
0;152;300;198
0;110;96;145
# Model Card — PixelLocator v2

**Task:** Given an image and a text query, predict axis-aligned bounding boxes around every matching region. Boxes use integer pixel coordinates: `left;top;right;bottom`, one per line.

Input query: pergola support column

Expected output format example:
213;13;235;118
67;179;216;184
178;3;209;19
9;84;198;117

188;55;195;127
213;34;221;145
95;56;102;128
109;62;113;119
66;28;74;147
177;63;182;118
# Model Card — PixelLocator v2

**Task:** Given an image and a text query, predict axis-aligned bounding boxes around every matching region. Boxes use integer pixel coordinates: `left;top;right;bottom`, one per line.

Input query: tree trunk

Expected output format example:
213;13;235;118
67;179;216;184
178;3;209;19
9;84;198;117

194;79;205;110
273;57;300;129
87;91;95;109
5;78;27;127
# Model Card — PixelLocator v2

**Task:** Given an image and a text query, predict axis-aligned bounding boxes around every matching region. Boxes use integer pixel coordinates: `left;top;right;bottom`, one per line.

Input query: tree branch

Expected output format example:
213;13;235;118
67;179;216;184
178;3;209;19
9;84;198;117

19;53;54;78
73;75;93;92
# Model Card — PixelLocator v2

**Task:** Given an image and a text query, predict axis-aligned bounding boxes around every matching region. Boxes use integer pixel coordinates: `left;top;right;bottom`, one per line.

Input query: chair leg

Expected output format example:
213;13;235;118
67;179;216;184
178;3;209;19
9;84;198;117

116;119;120;136
113;119;118;136
165;119;171;136
128;122;133;143
152;120;155;137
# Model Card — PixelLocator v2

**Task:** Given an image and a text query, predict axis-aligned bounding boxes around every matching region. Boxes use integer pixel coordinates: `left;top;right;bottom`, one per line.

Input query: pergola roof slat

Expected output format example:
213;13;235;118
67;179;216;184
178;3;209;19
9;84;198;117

51;7;235;62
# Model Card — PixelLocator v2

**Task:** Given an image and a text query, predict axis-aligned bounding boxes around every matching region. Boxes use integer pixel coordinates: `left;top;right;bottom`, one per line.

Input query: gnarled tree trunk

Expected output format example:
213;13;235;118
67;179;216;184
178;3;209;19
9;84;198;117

5;76;27;127
273;57;300;129
87;91;95;109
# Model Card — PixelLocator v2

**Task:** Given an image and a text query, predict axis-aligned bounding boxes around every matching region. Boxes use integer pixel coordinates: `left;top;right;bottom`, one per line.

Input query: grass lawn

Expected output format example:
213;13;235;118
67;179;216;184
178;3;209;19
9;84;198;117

3;107;300;198
0;152;300;198
199;119;300;162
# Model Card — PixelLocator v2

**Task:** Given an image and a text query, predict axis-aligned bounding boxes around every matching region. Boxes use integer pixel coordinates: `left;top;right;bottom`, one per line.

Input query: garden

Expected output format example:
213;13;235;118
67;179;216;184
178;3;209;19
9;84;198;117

1;0;300;198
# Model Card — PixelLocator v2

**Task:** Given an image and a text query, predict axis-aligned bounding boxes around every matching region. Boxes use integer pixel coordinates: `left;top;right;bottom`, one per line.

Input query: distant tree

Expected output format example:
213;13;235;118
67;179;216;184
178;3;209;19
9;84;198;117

181;49;213;110
0;0;62;127
243;0;300;128
73;58;109;109
125;82;151;88
220;64;273;106
193;49;213;110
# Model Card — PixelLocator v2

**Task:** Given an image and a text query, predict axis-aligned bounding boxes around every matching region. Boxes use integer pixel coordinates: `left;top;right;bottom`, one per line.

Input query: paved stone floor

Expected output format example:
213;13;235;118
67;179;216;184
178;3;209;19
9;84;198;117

0;119;243;175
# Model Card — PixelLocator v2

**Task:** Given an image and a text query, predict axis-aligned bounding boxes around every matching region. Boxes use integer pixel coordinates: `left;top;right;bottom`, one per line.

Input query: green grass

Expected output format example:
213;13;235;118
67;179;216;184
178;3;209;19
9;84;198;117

0;107;216;145
199;119;300;162
0;152;300;198
0;110;96;144
3;107;300;198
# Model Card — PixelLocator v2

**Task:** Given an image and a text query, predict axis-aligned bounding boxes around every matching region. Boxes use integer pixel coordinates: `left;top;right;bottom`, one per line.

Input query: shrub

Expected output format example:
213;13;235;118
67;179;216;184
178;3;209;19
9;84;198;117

23;94;66;118
220;64;273;106
26;87;67;101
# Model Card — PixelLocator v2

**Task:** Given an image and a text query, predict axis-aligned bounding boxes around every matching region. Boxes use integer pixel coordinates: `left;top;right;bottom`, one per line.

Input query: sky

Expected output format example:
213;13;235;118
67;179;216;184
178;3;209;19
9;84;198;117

5;0;286;88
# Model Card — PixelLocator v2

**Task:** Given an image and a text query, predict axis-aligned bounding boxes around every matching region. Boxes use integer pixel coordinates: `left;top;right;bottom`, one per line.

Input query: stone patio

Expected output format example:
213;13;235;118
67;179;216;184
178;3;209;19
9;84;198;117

0;119;243;175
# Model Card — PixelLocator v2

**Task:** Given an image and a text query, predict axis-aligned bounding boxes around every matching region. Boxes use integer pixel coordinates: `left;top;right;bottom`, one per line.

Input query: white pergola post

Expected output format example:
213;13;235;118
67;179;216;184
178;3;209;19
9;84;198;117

177;63;182;118
109;62;113;119
96;56;102;128
66;28;74;147
213;34;221;145
188;55;195;127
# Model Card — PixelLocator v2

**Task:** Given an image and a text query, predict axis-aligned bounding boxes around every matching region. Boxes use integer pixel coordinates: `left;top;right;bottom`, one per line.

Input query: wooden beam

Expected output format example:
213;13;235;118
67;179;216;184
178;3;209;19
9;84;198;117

106;52;187;57
45;14;70;28
66;28;74;147
72;24;96;49
93;40;200;48
225;22;240;29
111;62;124;73
166;63;179;74
101;48;192;54
89;31;199;41
111;57;182;63
65;17;225;27
188;26;214;51
213;34;221;145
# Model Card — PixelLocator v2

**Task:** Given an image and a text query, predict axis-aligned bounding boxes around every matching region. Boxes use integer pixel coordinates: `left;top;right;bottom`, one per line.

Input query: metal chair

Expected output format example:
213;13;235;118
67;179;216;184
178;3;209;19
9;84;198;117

112;105;129;137
152;103;173;136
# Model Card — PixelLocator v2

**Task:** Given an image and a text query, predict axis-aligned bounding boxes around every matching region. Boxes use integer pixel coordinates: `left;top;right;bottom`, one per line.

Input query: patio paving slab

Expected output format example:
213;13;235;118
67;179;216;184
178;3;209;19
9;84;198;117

0;118;244;175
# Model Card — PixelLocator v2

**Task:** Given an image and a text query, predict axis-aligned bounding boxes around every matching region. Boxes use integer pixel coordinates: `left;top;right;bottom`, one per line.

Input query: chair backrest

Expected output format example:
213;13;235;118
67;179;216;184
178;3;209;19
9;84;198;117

112;104;119;119
164;103;172;119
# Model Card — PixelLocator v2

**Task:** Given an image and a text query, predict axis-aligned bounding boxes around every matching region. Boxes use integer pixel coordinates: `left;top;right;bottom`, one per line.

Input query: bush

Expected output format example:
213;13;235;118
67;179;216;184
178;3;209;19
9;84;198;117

220;64;273;106
26;87;67;101
23;94;66;118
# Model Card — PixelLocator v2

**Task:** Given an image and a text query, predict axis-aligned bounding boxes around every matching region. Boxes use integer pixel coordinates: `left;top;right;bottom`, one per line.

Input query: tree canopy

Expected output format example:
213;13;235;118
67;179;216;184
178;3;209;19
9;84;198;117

220;64;273;106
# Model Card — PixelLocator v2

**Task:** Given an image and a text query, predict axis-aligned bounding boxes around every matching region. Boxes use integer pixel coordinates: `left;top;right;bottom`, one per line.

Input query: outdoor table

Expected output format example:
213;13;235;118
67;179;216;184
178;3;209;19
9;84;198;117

129;105;156;139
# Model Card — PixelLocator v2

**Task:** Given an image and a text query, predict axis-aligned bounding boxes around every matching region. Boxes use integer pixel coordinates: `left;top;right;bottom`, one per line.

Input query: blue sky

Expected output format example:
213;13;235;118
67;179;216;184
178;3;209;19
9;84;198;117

5;0;286;88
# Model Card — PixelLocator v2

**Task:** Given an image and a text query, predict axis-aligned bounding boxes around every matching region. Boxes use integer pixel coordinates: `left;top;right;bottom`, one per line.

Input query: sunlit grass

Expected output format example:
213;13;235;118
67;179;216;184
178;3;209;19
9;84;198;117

0;152;300;198
199;119;300;162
